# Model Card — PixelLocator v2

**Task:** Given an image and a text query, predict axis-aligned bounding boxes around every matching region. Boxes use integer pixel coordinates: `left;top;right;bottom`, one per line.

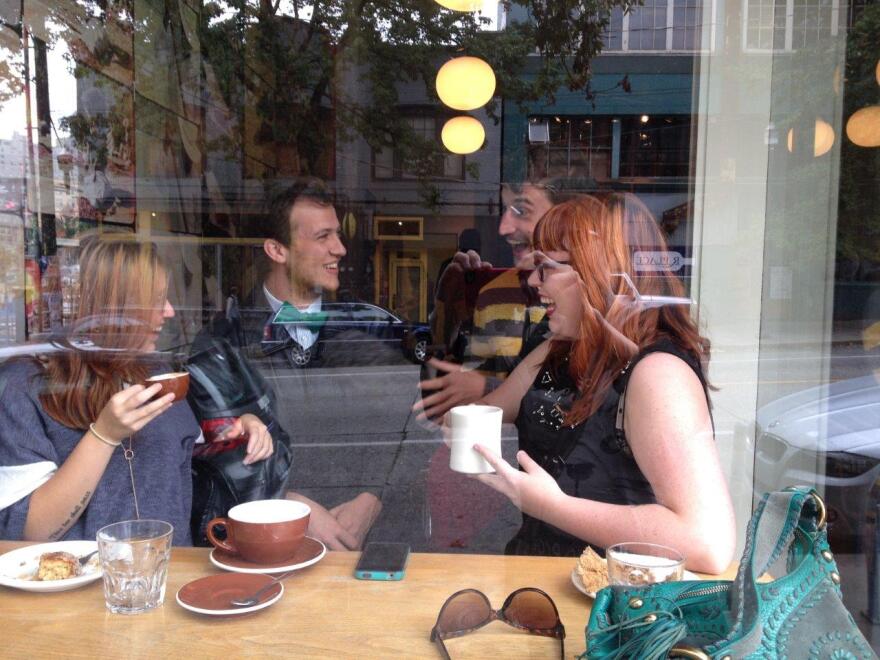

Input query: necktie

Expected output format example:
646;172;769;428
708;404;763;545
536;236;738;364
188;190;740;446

272;301;328;328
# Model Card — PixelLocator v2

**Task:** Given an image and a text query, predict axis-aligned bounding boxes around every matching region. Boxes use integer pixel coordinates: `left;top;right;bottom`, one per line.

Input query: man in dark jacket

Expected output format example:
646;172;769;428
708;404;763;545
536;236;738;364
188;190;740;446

195;180;383;550
240;180;398;369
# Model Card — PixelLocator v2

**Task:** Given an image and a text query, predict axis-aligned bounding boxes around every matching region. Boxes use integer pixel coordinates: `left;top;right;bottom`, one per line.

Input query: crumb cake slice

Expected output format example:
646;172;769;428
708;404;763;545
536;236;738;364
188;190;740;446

575;546;609;594
36;551;81;581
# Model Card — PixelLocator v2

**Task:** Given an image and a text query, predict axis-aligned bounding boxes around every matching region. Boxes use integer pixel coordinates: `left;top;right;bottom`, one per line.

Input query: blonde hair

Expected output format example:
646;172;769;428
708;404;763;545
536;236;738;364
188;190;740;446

40;235;168;429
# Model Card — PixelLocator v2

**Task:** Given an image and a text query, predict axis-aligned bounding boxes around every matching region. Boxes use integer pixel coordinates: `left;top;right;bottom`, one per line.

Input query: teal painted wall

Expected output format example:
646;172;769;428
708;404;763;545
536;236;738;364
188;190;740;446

502;69;694;182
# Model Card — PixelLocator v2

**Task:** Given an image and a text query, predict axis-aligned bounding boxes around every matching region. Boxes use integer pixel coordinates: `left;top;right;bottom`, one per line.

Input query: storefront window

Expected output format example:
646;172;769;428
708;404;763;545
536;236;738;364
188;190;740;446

0;0;877;646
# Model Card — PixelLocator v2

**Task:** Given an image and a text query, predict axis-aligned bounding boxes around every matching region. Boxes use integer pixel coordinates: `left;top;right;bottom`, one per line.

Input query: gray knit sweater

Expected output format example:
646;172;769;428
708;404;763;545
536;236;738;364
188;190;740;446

0;360;199;545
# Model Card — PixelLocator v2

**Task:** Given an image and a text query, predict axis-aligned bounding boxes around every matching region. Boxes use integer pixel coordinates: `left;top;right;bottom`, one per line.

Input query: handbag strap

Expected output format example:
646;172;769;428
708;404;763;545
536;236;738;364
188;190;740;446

711;487;823;655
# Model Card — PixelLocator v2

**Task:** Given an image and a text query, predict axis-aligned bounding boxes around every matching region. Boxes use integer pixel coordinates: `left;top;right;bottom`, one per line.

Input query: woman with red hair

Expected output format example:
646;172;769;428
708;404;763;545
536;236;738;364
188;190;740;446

472;193;735;573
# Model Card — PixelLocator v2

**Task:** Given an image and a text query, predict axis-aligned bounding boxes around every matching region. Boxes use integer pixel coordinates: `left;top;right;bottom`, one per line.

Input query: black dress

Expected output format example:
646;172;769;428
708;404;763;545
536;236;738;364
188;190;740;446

506;337;708;557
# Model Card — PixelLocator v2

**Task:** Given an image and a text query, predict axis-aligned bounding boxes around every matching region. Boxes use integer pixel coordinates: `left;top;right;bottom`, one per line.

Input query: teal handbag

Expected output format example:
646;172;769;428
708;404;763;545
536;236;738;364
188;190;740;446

585;487;877;659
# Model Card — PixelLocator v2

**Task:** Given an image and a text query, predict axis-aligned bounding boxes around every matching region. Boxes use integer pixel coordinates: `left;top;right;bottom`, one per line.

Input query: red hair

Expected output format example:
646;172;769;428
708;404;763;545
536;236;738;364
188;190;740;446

535;193;710;426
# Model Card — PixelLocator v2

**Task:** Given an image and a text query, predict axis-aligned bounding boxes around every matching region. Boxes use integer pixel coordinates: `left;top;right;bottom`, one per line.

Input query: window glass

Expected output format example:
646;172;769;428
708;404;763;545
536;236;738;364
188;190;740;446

746;0;790;50
672;0;703;49
619;115;692;178
792;0;835;48
628;0;669;50
602;7;625;50
527;116;613;180
0;2;876;650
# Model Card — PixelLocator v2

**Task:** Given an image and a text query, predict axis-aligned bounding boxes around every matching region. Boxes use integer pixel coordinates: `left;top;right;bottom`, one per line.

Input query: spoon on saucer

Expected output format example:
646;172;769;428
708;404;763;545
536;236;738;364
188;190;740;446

230;570;297;607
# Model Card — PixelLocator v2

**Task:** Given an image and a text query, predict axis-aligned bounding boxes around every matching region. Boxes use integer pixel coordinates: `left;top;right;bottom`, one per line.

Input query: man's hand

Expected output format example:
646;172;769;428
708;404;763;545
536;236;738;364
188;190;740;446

413;358;487;421
286;493;360;550
451;249;493;272
222;413;273;465
308;505;362;550
329;493;382;549
435;250;494;293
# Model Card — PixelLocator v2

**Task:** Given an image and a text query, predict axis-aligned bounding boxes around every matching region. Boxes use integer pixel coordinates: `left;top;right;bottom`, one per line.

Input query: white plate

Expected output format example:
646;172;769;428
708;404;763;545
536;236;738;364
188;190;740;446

0;541;102;593
570;567;700;598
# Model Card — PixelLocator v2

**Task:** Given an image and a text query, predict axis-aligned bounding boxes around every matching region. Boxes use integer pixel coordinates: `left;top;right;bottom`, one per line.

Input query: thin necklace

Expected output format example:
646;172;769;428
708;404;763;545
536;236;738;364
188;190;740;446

122;436;140;519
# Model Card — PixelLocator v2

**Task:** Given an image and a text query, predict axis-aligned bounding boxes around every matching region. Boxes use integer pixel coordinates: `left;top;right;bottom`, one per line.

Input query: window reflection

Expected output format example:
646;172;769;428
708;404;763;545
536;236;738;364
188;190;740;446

0;0;877;647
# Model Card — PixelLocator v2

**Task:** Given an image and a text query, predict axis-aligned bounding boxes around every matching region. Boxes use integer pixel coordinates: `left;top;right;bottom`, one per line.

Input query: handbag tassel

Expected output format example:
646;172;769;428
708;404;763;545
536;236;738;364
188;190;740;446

586;610;687;660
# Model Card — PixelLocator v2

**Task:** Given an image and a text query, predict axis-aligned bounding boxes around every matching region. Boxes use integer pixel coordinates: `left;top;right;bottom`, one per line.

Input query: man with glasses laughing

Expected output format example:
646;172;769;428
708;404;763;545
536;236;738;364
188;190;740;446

415;177;596;422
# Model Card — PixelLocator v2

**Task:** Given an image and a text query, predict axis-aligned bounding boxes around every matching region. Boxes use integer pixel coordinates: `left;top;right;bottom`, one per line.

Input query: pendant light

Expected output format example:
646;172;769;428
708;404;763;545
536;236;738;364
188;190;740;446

436;57;496;111
441;116;485;154
846;106;880;147
435;0;482;10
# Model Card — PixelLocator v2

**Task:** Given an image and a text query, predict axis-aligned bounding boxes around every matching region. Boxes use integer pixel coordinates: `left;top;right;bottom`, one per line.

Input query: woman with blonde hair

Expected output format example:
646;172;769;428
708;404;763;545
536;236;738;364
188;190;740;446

472;194;735;573
0;236;205;544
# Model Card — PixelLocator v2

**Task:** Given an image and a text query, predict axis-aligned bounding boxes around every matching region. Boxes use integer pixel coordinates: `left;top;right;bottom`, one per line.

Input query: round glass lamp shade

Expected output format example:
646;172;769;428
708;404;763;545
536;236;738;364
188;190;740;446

785;118;836;156
435;0;482;10
441;116;485;154
813;119;835;157
846;106;880;147
436;57;496;111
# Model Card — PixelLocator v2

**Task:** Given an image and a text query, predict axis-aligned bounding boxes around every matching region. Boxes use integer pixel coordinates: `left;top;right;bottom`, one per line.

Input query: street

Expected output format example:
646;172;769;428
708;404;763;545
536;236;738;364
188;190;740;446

259;340;879;555
264;362;522;554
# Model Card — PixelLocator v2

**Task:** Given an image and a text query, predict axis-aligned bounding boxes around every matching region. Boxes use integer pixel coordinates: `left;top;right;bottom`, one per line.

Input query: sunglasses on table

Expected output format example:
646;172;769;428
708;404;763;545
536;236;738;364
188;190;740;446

430;587;566;659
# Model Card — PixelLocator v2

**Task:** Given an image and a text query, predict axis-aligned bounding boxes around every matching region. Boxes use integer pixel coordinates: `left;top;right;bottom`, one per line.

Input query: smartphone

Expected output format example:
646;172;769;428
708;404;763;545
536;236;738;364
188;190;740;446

354;542;410;581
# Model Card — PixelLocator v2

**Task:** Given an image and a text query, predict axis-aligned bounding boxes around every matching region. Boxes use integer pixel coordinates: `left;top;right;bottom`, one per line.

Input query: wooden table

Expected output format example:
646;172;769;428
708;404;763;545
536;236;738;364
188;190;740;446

1;542;595;659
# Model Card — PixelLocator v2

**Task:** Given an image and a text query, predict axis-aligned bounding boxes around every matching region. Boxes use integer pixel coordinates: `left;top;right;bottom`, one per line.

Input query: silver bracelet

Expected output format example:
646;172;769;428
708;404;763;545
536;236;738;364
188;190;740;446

89;423;122;448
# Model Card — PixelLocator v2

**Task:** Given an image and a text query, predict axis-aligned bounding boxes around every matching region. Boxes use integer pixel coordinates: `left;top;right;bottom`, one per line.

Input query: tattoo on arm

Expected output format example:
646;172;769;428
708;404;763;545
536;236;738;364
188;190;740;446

47;490;92;541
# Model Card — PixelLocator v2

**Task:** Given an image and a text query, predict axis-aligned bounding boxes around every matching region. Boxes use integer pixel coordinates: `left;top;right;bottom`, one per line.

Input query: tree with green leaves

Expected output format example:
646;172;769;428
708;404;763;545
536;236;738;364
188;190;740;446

199;0;640;182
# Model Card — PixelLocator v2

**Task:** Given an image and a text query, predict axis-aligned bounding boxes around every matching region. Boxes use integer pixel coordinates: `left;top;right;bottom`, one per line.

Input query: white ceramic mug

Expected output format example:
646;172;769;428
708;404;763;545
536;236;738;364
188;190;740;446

448;404;503;474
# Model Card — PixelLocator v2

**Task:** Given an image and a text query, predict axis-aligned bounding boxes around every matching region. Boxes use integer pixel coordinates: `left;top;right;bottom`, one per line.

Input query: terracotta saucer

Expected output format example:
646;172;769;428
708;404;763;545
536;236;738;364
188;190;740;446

176;573;283;616
209;537;326;574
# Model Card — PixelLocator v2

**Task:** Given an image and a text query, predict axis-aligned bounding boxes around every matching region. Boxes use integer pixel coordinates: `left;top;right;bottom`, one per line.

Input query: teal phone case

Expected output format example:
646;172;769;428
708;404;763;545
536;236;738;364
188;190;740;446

354;569;405;581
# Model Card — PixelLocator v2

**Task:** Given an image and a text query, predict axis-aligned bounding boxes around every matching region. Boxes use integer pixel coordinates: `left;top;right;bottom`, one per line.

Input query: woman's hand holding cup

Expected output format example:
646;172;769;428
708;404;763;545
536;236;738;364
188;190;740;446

92;383;175;444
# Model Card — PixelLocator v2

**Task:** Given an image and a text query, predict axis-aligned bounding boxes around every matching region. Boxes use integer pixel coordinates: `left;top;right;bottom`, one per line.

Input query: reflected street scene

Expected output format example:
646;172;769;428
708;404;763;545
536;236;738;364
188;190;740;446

0;0;878;652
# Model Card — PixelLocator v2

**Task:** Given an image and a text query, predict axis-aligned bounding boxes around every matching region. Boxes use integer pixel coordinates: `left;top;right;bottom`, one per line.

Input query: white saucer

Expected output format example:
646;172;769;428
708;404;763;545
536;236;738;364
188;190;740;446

570;567;700;598
209;537;326;574
0;541;102;593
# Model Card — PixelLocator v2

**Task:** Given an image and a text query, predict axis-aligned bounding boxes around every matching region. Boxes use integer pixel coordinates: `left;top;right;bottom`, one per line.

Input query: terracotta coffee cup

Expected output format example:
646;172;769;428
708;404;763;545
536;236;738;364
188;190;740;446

144;371;190;401
206;499;311;565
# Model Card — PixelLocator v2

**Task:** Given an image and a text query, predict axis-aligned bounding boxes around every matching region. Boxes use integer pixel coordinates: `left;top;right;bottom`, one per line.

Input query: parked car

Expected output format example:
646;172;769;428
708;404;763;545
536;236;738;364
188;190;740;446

754;374;880;551
258;301;432;367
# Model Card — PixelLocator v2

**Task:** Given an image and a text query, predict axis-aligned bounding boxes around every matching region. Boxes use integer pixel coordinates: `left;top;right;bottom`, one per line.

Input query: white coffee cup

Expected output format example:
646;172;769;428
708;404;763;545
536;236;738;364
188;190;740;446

448;404;503;474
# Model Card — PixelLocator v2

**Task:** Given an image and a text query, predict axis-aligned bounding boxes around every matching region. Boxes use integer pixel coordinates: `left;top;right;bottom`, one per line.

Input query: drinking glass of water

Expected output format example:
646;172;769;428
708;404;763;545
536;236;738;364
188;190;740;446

96;520;173;614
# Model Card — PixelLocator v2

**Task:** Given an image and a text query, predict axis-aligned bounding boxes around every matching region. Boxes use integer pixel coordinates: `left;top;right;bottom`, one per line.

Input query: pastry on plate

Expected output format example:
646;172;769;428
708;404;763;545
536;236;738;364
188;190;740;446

575;546;609;594
36;551;81;581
